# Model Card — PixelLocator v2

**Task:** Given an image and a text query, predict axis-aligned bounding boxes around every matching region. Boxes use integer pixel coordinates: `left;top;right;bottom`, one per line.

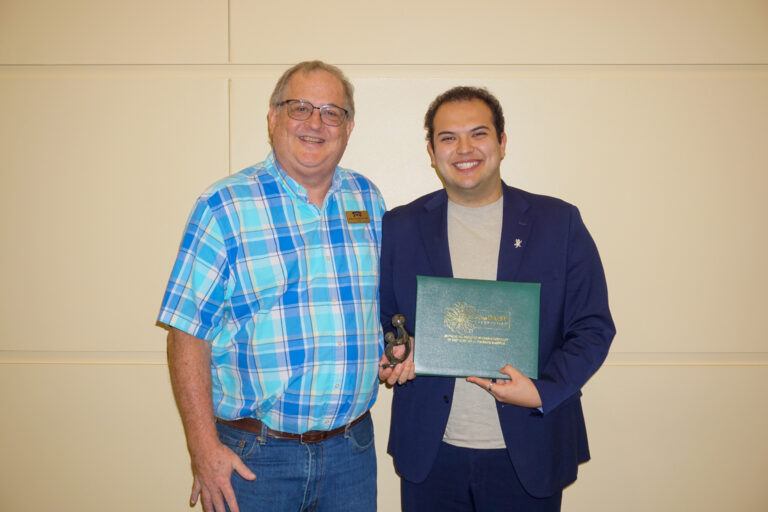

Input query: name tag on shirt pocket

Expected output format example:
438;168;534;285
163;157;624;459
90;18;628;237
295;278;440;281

346;210;370;224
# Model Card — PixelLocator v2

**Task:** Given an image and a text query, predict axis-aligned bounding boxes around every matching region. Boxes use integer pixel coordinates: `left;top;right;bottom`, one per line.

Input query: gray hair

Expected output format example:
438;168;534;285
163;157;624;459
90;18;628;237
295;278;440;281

269;60;355;120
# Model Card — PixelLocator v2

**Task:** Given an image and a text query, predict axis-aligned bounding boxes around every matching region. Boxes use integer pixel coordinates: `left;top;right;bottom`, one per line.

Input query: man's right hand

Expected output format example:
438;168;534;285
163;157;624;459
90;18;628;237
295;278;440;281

167;328;256;512
189;440;256;512
379;336;416;386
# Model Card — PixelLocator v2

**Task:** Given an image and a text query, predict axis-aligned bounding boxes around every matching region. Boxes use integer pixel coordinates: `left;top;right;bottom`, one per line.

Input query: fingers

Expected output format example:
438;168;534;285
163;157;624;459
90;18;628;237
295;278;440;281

395;337;415;384
466;376;491;390
386;362;405;386
200;488;222;512
379;361;413;385
190;477;201;506
190;445;248;512
378;353;395;382
476;365;541;408
233;458;257;481
467;376;499;400
498;364;520;380
217;453;252;512
221;484;240;512
379;348;415;385
395;360;414;384
196;480;229;512
199;480;239;512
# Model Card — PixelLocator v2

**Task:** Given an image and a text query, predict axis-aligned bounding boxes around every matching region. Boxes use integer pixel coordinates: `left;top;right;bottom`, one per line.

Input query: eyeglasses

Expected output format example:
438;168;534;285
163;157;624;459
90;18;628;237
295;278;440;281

277;99;349;127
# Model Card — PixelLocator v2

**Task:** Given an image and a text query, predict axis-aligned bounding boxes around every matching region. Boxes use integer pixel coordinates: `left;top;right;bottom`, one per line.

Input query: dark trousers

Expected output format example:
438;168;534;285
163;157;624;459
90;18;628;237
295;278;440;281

401;442;562;512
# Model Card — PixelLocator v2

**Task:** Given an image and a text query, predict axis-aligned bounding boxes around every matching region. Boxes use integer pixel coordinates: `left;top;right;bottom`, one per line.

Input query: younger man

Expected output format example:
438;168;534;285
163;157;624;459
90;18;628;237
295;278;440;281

380;86;615;511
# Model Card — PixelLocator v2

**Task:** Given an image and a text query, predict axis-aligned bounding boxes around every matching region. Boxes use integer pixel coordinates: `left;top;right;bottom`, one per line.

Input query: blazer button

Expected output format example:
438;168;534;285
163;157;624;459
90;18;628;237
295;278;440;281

443;395;450;404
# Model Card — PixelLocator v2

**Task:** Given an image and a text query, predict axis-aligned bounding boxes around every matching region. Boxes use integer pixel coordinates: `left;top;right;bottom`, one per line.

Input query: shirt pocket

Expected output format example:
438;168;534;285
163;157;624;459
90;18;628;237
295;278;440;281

344;223;379;278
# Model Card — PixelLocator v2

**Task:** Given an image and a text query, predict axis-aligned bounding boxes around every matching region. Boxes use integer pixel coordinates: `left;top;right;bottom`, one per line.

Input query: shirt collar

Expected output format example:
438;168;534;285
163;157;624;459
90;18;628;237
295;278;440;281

263;151;343;203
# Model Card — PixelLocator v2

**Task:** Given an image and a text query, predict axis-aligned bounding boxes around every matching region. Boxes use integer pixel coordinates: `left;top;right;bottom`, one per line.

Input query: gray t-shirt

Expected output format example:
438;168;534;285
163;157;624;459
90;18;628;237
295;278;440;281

442;196;506;449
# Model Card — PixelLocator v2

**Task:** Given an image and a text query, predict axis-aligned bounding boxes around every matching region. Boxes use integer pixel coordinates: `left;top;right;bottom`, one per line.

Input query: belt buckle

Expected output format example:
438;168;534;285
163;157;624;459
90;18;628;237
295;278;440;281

298;431;318;444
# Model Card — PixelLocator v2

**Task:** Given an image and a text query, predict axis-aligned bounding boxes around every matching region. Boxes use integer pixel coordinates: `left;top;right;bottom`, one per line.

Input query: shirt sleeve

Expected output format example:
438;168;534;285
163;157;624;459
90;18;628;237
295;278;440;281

157;196;231;341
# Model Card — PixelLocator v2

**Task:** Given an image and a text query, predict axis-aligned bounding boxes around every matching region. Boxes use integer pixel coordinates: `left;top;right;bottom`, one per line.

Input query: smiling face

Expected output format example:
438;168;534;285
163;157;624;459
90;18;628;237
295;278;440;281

427;99;507;207
268;70;354;196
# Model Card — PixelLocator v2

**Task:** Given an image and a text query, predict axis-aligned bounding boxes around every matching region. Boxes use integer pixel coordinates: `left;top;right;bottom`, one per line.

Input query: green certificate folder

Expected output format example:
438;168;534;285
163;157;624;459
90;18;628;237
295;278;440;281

414;276;540;379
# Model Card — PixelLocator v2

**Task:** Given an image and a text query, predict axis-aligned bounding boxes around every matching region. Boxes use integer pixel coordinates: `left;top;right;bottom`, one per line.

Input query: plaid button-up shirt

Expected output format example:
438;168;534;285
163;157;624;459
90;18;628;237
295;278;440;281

158;152;385;433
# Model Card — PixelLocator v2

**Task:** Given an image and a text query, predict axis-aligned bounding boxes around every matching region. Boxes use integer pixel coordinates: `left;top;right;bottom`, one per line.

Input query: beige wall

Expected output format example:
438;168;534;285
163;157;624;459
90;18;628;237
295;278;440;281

1;1;767;510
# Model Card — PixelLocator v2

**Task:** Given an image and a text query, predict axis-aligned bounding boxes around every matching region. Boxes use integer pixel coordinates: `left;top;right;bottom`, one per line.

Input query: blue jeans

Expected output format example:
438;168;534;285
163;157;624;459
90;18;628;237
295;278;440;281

216;414;377;512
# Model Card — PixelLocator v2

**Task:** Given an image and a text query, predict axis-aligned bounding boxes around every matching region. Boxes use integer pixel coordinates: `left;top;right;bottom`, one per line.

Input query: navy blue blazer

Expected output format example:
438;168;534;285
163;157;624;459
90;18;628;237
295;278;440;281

380;182;615;498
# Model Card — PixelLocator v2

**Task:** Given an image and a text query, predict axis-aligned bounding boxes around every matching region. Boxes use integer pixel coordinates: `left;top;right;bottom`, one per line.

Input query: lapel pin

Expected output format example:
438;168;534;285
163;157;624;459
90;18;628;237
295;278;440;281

514;238;523;249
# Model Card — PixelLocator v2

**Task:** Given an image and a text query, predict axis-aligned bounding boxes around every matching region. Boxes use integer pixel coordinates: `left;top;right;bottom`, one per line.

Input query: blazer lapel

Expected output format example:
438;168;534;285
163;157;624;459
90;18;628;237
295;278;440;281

419;191;454;278
497;183;532;281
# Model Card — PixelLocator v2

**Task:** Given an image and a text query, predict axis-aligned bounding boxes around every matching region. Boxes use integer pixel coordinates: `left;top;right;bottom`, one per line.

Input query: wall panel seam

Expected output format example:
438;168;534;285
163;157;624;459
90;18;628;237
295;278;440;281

227;0;231;64
227;78;232;175
2;63;768;71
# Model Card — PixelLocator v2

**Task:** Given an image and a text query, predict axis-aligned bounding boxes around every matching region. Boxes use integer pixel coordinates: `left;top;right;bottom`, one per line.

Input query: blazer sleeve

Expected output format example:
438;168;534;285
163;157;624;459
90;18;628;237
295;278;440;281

379;211;398;344
533;206;616;414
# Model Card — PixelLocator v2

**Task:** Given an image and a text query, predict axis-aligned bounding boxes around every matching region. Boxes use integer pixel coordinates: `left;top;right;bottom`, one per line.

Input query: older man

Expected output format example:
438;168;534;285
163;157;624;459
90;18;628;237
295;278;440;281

158;61;384;512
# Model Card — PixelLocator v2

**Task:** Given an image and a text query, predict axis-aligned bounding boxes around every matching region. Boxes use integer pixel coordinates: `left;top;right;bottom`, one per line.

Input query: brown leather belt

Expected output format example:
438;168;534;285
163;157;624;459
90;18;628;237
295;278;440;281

217;411;369;444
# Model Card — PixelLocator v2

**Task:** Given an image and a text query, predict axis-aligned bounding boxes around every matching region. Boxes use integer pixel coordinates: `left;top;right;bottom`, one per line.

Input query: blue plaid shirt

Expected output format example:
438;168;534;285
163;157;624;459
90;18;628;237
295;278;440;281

158;152;385;433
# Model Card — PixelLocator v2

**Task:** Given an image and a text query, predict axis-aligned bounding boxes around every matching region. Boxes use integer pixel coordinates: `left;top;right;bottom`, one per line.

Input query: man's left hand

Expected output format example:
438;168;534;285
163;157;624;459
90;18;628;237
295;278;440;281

467;364;542;409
